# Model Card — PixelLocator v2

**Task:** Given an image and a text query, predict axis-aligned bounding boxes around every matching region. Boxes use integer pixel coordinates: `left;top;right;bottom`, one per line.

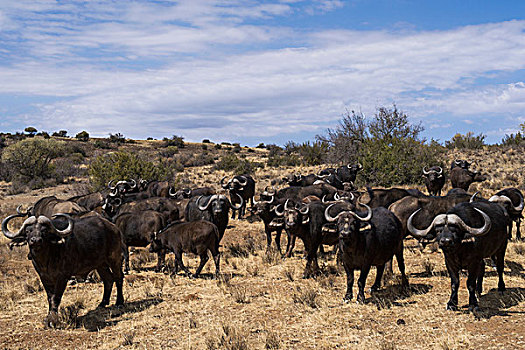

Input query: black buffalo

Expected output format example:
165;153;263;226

450;159;471;170
489;188;524;240
169;187;216;199
283;173;319;187
221;175;256;219
149;220;220;278
361;187;425;209
450;167;487;191
185;194;243;240
408;201;509;311
2;212;124;327
327;205;408;303
422;166;445;196
249;197;285;254
114;210;166;273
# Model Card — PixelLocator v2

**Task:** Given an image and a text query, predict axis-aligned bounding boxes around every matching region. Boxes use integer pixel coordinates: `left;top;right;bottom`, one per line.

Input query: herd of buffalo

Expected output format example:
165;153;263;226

1;159;523;327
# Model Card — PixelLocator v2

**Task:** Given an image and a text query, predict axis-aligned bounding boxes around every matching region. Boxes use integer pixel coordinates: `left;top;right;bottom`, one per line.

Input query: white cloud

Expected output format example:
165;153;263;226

1;2;525;143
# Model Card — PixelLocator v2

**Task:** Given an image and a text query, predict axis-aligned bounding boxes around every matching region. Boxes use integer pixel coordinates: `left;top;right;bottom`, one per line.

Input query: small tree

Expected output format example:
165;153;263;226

52;130;68;138
88;151;173;190
2;138;66;180
109;133;125;144
163;135;185;148
75;131;90;142
24;126;37;137
445;132;486;149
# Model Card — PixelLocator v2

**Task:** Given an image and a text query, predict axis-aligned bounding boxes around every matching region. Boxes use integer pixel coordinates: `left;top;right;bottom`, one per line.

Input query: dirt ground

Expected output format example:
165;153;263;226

0;145;524;349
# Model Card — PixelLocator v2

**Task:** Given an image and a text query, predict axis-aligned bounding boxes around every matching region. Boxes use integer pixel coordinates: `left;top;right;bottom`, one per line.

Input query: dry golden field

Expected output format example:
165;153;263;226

0;143;524;349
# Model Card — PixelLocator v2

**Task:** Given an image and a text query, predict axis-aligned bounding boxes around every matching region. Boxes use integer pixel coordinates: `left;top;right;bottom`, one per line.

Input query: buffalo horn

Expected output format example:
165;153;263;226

168;186;177;197
237;176;248;186
451;209;491;236
299;204;309;215
324;203;346;222
274;204;284;217
469;191;481;203
2;213;31;239
231;193;244;210
197;195;216;210
407;209;447;238
49;214;74;237
422;166;430;175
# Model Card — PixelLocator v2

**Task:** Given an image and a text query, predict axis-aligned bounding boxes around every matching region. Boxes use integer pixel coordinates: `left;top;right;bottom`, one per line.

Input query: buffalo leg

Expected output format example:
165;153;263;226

275;229;282;254
476;260;485;296
110;259;124;306
44;277;68;328
357;265;371;303
123;245;130;274
371;264;384;292
155;249;166;272
175;251;191;276
445;261;460;311
212;252;221;278
395;244;409;287
517;218;522;241
284;233;296;258
494;246;507;292
342;260;354;302
194;253;209;278
467;263;481;312
97;267;114;308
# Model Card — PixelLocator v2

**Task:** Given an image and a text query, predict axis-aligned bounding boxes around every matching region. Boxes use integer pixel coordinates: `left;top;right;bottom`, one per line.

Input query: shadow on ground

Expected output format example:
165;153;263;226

78;298;163;331
367;283;433;309
471;287;525;319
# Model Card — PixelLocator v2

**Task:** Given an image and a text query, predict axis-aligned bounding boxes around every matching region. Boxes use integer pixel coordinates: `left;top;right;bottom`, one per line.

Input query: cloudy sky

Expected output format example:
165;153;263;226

1;0;524;145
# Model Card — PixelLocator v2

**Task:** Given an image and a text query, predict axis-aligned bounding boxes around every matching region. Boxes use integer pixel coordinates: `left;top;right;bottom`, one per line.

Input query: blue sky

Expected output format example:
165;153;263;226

1;1;524;145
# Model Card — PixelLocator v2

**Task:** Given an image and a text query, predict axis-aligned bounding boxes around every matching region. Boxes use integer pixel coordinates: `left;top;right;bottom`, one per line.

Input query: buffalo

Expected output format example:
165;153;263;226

327;205;408;302
422;166;445;196
114;210;166;273
149;220;220;278
2;212;124;327
489;188;524;240
450;167;487;191
221;175;256;219
408;201;509;311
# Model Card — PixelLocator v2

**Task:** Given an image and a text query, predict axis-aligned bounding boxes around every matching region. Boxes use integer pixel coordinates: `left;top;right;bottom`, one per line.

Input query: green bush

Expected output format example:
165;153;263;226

93;139;113;149
88;151;173;190
317;105;443;187
215;154;261;175
501;132;525;147
159;146;179;157
445;132;486;149
2;138;66;180
109;133;125;145
75;131;90;142
163;135;185;148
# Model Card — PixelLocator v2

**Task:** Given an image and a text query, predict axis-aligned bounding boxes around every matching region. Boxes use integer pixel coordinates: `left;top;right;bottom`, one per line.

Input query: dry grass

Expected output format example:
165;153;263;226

0;146;525;349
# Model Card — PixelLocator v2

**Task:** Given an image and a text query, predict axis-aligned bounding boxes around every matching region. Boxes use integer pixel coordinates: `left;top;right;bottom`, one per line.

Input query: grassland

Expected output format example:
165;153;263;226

0;141;524;349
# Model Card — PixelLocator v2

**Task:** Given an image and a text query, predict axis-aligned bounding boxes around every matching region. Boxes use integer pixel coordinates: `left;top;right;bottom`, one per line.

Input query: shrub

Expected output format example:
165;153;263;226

75;131;90;142
256;143;265;149
109;133;125;145
163;135;184;148
214;143;222;150
501;132;525;147
52;130;68;138
159;146;179;158
445;132;486;149
1;138;66;180
317;105;442;187
24;126;37;136
88;151;173;190
202;139;211;143
215;154;261;174
93;139;113;149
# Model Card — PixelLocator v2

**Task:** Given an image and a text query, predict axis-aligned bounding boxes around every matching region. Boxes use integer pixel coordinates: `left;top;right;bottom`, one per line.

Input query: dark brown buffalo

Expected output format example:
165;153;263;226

221;175;256;219
103;196;179;223
330;205;408;303
149;220;220;278
361;187;425;209
450;167;487;191
2;212;124;328
68;192;105;211
450;159;471;170
21;196;87;218
169;187;216;199
114;210;166;273
408;201;509;312
489;188;524;240
422;166;445;196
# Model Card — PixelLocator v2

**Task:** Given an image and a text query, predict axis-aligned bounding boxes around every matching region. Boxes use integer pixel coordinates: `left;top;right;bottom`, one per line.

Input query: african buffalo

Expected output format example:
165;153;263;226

327;205;408;302
489;188;524;240
149;220;220;278
221;175;256;219
2;212;124;328
450;167;487;191
408;201;509;311
422;166;445;196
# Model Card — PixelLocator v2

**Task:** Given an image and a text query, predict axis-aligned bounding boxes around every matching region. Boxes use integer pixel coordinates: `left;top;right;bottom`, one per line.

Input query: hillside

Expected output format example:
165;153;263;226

0;140;524;349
